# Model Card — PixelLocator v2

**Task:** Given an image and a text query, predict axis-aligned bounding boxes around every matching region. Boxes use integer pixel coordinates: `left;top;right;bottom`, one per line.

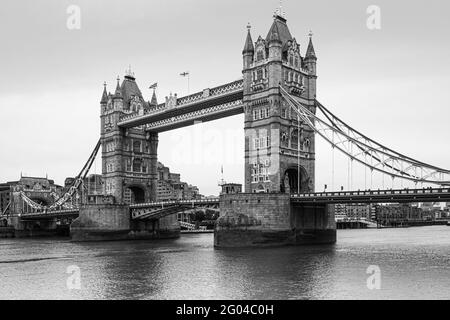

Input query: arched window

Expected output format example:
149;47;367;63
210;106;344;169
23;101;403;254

133;159;141;172
291;129;299;150
256;49;264;61
133;141;141;153
256;69;263;80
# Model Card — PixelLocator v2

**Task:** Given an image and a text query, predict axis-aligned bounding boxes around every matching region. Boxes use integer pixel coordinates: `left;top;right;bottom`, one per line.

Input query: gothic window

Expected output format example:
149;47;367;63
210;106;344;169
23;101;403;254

145;143;149;153
259;109;264;119
254;138;259;149
256;48;264;61
133;159;141;172
126;160;131;172
289;56;294;66
291;129;299;150
142;163;147;173
133;141;141;153
281;131;289;147
295;57;299;68
253;110;259;120
265;108;269;118
256;69;263;81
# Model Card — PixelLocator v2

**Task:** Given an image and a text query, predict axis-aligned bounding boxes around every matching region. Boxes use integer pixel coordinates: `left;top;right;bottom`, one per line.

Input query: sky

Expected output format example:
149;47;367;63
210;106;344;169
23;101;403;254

0;0;449;196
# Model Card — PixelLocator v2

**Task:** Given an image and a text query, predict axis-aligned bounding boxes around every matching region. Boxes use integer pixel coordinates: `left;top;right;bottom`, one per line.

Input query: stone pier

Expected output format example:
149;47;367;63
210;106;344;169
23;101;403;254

214;193;336;248
70;204;180;241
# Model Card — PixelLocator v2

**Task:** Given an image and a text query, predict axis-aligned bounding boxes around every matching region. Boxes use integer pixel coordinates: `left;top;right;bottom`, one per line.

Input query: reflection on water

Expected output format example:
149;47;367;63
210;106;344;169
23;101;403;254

0;226;449;300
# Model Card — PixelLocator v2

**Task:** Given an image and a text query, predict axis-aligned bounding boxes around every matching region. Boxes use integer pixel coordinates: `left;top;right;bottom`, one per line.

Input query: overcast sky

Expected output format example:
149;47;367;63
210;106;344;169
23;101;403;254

1;0;449;195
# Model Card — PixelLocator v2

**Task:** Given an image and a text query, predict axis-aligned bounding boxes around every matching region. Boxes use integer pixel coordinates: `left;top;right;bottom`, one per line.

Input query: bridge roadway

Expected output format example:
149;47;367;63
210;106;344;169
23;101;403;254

14;188;450;220
117;79;244;132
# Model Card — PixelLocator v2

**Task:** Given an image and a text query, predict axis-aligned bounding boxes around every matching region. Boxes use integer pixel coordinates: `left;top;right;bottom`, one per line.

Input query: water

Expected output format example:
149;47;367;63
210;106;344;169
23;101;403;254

0;226;449;300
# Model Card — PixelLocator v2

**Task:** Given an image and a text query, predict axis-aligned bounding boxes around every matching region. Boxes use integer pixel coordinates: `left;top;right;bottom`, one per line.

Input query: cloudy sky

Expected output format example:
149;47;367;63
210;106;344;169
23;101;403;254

0;0;449;195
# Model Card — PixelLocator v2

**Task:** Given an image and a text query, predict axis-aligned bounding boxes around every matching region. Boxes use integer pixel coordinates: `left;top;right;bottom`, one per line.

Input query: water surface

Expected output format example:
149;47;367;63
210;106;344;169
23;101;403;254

0;226;449;299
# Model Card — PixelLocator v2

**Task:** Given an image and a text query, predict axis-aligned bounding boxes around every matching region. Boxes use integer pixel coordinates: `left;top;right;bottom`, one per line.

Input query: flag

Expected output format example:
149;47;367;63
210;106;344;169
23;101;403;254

180;72;189;77
149;82;158;89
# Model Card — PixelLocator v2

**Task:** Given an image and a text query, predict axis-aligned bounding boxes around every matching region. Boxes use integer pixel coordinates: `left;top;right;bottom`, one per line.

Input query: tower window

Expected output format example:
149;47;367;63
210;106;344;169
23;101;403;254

256;69;263;80
256;49;264;61
133;159;142;172
133;141;141;153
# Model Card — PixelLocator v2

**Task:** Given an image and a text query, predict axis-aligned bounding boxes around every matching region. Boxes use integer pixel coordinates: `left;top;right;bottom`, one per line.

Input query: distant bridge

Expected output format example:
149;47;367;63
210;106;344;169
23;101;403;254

15;187;450;220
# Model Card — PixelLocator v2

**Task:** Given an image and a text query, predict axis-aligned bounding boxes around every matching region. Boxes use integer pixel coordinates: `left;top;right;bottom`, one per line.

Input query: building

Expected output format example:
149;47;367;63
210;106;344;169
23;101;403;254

221;183;242;195
334;204;373;221
375;204;425;226
156;162;201;201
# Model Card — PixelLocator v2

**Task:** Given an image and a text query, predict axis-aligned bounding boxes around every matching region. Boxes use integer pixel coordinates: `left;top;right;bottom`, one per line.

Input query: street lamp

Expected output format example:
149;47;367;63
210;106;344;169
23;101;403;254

180;71;190;94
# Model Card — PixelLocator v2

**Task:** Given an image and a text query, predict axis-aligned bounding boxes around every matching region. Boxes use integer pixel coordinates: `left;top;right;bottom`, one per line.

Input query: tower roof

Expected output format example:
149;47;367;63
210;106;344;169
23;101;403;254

150;90;158;106
242;24;254;54
100;82;108;104
305;35;317;59
266;14;292;45
114;77;122;97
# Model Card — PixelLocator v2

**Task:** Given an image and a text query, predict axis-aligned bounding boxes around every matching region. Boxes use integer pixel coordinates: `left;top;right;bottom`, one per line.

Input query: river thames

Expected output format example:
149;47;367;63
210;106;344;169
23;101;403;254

0;226;449;300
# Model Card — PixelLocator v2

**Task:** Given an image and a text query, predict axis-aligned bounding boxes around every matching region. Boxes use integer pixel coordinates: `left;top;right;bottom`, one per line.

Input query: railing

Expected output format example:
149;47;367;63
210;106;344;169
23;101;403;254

291;188;450;199
130;198;220;209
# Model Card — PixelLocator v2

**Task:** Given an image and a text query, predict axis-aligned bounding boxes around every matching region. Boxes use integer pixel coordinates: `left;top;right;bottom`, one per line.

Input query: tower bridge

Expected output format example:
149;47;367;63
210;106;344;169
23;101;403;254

4;12;450;245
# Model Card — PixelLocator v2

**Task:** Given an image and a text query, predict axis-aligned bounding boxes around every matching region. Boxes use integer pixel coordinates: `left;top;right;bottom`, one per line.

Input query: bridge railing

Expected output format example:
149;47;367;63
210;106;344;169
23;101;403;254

291;187;450;198
130;198;220;209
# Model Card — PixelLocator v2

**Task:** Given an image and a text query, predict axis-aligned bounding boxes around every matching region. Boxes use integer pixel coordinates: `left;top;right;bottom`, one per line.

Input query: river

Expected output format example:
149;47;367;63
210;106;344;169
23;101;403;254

0;226;449;300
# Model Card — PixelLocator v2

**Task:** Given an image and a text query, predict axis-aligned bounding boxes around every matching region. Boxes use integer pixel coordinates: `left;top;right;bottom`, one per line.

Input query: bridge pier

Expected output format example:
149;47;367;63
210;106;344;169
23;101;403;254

70;204;180;241
214;193;336;248
9;216;62;238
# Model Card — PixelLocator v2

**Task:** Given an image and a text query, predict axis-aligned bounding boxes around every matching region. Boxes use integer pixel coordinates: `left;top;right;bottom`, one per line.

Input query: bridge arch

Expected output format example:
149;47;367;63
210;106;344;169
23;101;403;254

125;185;146;204
283;166;311;194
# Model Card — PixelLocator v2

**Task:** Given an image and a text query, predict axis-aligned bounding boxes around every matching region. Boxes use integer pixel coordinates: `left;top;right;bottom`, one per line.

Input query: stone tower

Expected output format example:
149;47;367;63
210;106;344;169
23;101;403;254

100;69;158;204
242;14;317;194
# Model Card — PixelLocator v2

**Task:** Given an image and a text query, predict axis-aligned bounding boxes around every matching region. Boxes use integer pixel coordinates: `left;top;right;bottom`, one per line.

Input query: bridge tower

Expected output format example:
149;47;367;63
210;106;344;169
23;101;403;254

100;69;158;204
242;13;317;194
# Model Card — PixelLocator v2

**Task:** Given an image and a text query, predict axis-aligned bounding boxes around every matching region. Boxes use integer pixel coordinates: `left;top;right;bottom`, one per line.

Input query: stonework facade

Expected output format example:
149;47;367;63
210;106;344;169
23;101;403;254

100;72;159;204
242;14;317;194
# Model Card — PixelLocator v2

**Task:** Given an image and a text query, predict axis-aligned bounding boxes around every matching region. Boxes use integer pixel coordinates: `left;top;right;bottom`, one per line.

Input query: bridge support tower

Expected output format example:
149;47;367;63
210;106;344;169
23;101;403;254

215;13;336;247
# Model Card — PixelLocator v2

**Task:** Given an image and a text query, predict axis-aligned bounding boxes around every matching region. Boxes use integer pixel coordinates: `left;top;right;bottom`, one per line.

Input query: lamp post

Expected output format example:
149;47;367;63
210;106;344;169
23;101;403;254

180;71;190;94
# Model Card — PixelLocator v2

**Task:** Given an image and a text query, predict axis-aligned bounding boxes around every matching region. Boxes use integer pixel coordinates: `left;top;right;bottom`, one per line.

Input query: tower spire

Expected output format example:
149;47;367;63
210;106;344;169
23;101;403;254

100;81;108;104
115;76;122;96
306;30;316;59
242;23;254;54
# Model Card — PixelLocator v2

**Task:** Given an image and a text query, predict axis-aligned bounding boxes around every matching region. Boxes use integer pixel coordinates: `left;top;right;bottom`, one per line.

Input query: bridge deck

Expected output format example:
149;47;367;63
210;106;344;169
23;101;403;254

117;80;244;131
291;188;450;204
13;188;450;219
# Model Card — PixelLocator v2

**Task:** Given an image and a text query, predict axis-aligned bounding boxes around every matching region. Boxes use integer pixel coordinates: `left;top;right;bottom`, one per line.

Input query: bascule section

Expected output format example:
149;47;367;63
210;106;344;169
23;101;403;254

242;14;317;194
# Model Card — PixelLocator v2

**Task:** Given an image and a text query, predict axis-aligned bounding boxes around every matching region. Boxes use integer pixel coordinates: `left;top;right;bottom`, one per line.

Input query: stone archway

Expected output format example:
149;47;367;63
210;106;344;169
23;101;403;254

284;166;311;194
127;186;146;204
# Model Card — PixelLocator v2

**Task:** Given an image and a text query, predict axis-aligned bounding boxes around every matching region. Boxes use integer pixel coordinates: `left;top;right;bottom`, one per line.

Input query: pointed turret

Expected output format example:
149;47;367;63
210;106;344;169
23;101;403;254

305;33;317;60
242;24;254;54
100;82;108;104
150;90;158;106
114;76;122;98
